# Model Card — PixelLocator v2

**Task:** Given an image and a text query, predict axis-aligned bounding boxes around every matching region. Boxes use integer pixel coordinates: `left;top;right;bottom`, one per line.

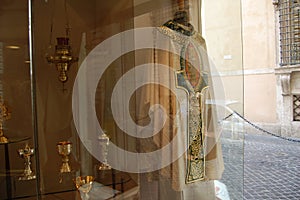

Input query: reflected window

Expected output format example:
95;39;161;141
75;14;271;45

293;95;300;121
279;0;300;65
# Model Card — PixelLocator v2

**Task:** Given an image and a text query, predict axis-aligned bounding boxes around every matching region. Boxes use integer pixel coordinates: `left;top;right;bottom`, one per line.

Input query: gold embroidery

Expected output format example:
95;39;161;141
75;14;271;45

158;26;189;45
185;91;205;183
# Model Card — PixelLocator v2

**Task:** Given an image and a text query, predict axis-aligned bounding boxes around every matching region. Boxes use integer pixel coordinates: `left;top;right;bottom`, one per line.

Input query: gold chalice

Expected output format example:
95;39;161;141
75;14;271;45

74;175;94;200
18;144;36;181
57;141;72;173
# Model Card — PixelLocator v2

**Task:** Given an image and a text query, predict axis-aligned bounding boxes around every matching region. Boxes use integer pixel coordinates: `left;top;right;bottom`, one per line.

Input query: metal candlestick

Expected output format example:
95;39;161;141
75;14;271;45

18;144;36;181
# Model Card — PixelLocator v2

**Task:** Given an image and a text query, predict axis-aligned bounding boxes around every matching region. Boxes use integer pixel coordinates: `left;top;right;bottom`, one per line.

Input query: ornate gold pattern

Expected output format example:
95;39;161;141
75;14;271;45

185;90;205;183
158;22;206;49
159;26;189;45
0;97;11;144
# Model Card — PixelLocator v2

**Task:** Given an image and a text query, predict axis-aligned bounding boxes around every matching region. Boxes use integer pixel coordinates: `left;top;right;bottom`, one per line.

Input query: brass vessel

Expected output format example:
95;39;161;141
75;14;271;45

57;141;72;173
18;144;36;181
74;175;94;200
46;37;78;83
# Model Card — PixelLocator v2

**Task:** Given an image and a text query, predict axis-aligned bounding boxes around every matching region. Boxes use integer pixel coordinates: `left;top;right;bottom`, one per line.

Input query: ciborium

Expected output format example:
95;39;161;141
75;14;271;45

57;141;72;173
98;132;111;170
74;175;94;200
18;144;36;181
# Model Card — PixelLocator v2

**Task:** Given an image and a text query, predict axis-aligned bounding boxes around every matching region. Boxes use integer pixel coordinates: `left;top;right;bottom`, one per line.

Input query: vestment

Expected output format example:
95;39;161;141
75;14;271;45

137;21;224;199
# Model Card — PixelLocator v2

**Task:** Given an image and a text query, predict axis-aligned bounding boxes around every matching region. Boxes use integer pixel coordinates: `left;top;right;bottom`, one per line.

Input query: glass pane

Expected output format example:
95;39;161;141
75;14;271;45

32;0;137;198
30;0;244;199
0;0;38;199
203;0;244;199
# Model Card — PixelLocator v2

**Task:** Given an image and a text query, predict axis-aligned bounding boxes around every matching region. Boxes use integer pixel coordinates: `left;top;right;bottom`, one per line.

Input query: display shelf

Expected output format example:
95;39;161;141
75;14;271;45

0;137;30;145
0;136;31;199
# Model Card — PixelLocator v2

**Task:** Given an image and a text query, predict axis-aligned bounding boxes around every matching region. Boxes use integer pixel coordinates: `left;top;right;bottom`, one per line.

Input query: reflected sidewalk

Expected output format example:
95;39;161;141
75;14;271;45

220;132;300;200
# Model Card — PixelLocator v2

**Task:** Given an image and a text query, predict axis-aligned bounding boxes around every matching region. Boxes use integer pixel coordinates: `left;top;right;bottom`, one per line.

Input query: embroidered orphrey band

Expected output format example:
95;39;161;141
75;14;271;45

159;21;207;183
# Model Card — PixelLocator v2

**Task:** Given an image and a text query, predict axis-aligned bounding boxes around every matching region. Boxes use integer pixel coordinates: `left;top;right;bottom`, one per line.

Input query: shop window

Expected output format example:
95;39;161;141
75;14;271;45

0;43;3;96
279;0;300;65
293;95;300;121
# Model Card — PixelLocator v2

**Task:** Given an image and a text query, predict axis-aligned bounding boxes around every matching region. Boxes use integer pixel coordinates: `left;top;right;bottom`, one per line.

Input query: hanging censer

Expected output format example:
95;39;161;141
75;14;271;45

46;0;78;89
46;36;78;83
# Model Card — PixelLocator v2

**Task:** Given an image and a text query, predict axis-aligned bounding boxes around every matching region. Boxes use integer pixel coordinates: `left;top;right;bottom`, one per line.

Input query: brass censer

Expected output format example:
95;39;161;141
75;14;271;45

46;37;78;83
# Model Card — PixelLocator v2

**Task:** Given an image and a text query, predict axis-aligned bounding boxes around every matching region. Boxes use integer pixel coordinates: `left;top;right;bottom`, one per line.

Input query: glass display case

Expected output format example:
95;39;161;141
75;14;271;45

0;0;244;199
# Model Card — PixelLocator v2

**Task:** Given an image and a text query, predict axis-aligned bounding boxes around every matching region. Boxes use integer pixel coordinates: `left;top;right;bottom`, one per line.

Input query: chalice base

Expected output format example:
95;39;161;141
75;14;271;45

0;135;8;144
60;163;71;173
98;163;111;171
19;173;36;181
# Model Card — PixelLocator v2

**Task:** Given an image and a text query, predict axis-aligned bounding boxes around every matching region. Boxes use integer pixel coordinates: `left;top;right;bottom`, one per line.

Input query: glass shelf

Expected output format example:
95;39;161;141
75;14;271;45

0;137;30;145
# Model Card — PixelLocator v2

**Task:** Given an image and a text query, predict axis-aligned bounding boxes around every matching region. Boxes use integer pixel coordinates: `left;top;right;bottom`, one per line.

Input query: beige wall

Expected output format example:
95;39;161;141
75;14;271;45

203;0;244;114
203;0;243;72
242;0;276;70
203;0;278;123
242;0;277;123
244;74;277;123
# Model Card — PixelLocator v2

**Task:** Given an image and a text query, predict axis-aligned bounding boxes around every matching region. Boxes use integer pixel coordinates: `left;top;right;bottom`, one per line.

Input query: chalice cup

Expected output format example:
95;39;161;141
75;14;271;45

74;175;94;200
57;141;72;173
18;144;36;181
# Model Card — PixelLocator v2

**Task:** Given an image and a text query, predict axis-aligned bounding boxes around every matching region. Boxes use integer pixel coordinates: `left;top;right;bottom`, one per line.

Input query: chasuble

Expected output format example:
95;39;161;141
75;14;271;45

136;19;224;200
